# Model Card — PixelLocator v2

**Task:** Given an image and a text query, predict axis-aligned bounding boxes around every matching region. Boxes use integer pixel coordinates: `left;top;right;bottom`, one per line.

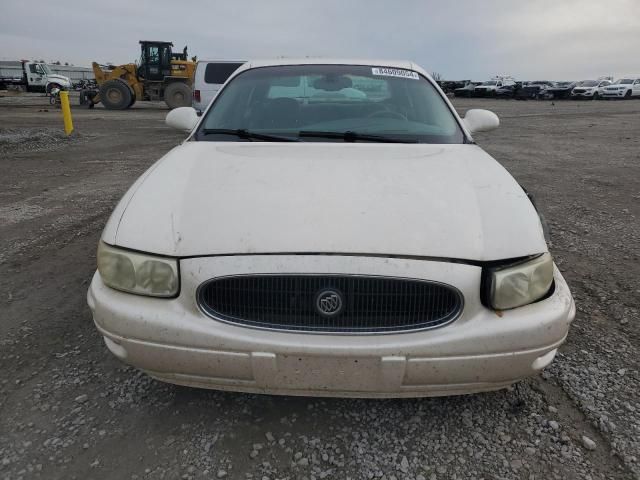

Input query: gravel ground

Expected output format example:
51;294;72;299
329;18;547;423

0;128;89;156
0;94;638;479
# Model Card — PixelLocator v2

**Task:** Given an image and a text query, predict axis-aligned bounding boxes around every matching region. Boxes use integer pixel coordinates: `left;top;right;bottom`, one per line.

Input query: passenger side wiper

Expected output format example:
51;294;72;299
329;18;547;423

298;130;418;143
201;128;299;142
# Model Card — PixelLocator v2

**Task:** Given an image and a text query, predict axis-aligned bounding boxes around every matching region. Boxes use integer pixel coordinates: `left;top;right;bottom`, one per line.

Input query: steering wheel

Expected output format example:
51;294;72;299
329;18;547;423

367;109;408;121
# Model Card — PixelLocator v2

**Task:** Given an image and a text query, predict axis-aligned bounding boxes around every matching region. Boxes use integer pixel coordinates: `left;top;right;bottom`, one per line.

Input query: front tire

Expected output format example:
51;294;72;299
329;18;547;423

99;79;133;110
164;82;192;109
46;83;61;94
593;92;599;100
624;89;632;99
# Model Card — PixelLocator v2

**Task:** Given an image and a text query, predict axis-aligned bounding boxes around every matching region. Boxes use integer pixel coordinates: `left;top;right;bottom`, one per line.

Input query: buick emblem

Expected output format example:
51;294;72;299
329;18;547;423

315;289;344;317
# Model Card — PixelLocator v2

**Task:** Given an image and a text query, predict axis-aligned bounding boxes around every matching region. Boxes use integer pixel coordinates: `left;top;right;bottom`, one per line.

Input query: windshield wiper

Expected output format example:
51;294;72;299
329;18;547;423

201;128;299;142
298;130;417;143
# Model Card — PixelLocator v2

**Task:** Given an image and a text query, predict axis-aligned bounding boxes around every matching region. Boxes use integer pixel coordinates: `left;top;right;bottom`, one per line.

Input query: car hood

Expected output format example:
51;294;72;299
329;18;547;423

47;74;71;85
104;142;547;261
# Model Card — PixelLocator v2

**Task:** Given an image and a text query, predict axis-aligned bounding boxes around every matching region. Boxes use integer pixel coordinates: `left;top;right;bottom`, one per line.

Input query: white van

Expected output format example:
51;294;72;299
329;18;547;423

192;60;245;112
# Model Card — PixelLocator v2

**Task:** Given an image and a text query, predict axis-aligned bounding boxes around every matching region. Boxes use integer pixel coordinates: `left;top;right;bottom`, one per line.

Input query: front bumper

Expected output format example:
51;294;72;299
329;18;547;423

571;91;596;98
601;90;626;98
88;255;575;398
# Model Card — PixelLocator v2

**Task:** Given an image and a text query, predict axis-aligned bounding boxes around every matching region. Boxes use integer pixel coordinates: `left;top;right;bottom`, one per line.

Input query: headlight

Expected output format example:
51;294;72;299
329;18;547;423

97;242;179;297
483;253;554;310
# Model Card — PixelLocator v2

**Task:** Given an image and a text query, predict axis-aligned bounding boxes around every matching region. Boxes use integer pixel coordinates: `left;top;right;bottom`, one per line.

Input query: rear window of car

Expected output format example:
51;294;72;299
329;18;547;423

204;62;244;84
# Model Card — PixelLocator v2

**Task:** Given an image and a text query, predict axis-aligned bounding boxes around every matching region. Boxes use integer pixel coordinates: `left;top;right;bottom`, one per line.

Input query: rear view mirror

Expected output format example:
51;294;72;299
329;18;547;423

166;107;199;132
463;109;500;134
313;75;353;91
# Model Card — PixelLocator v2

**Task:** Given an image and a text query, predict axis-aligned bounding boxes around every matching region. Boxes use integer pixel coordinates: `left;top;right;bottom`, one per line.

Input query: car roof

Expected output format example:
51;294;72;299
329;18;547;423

246;58;412;68
229;58;430;81
240;58;415;71
197;60;246;64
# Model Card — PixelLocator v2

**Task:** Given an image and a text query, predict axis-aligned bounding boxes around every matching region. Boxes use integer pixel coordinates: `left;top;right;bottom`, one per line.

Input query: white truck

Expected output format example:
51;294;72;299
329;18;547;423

0;61;72;93
474;76;516;97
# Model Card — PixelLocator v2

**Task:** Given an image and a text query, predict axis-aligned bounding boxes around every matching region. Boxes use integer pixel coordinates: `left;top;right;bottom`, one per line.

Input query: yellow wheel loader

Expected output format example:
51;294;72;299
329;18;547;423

80;41;196;110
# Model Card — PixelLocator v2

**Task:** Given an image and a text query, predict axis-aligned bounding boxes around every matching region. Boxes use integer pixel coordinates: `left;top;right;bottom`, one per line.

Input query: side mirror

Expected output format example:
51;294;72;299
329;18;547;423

166;107;199;132
463;109;500;134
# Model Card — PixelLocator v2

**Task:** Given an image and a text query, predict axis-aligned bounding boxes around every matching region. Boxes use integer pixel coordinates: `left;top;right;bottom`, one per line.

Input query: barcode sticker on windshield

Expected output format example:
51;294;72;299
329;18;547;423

371;67;419;80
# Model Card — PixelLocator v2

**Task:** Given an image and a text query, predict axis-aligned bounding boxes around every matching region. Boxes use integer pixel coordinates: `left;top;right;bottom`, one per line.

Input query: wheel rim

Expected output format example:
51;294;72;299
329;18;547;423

107;88;122;103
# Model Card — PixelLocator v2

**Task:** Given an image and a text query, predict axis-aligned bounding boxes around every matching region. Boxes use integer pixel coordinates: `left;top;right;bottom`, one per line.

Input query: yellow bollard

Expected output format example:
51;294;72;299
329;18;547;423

60;91;74;136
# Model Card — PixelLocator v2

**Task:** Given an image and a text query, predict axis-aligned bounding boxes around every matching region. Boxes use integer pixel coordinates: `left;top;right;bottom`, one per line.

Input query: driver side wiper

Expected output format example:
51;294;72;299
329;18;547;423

201;128;299;142
298;130;418;143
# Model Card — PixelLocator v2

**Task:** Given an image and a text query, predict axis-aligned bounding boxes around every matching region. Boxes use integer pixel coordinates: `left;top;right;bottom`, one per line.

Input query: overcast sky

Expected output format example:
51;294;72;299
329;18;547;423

1;0;639;80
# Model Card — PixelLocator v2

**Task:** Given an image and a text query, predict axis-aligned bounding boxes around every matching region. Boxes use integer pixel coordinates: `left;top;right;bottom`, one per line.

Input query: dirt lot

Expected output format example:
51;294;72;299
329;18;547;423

0;93;638;480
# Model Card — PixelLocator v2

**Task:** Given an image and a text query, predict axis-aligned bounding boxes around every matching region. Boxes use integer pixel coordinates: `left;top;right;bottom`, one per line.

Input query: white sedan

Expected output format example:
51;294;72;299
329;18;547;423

88;59;575;398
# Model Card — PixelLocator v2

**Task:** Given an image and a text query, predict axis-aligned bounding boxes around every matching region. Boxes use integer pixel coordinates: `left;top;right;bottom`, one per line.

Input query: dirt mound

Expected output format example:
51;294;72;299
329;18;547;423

0;128;84;155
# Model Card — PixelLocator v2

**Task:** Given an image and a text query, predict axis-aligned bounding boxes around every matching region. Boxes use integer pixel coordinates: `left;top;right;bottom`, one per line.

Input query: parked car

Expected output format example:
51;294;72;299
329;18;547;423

517;81;555;100
192;60;245;113
438;80;470;95
88;59;575;398
495;83;522;98
570;80;611;99
474;76;516;97
545;81;576;99
453;82;478;97
600;77;640;99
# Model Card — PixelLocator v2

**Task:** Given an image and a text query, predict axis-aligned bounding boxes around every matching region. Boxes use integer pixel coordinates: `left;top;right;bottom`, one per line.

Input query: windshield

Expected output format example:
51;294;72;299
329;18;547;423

196;64;464;143
40;64;52;75
614;79;633;84
481;81;497;86
578;80;598;87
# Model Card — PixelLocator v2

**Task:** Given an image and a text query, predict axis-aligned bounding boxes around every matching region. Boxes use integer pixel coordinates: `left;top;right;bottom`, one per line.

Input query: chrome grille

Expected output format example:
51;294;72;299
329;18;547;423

197;275;463;333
